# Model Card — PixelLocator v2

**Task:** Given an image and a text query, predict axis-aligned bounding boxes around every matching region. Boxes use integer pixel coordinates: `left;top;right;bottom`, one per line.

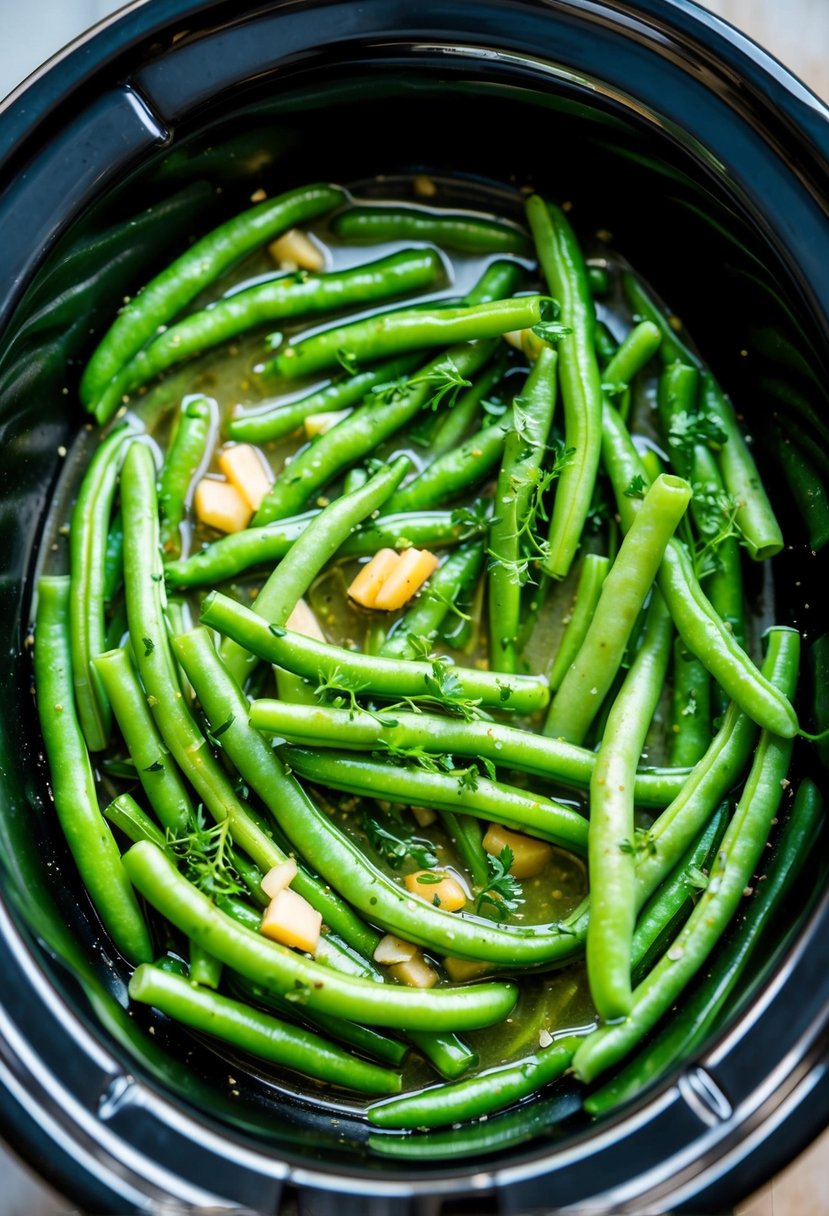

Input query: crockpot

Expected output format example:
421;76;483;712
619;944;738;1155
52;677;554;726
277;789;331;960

1;2;828;1212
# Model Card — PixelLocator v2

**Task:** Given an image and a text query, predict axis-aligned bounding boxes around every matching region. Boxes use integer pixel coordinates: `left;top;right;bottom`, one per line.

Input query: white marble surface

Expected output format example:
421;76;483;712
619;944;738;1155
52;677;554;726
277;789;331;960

1;1;827;1213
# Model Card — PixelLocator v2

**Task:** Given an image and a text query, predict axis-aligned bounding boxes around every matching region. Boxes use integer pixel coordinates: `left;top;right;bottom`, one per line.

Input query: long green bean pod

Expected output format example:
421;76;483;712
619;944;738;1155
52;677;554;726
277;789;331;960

544;474;692;744
266;295;555;380
601;402;798;738
253;342;496;525
82;182;345;421
129;963;402;1094
123;840;518;1031
280;746;590;854
69;422;135;751
92;646;193;835
110;250;446;405
249;701;690;807
701;371;784;560
547;554;609;691
228;354;422;444
203;592;550;715
172;626;380;956
157;394;217;558
573;629;799;1082
586;593;674;1020
34;576;152;965
333;204;533;256
525;195;603;580
488;345;558;672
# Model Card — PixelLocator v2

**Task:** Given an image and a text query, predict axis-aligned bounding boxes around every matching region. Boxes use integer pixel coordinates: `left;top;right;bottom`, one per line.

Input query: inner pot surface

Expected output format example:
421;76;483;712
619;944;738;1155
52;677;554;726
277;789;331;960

1;2;828;1213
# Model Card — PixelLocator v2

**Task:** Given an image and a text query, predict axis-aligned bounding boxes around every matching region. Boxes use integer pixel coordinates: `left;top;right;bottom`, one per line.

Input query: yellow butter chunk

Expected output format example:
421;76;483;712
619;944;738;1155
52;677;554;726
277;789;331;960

218;443;274;511
347;548;402;608
404;869;467;912
285;597;326;642
260;887;322;953
390;953;438;989
373;547;440;611
193;477;252;533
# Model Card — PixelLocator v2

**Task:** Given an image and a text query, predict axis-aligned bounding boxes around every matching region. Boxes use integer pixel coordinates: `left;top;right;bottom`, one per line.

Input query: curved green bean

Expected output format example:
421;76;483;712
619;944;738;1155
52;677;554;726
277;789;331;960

123;840;518;1031
202;591;550;714
525;195;603;580
267;295;555;380
34;576;152;965
82;182;345;421
158;394;217;558
333;204;533;256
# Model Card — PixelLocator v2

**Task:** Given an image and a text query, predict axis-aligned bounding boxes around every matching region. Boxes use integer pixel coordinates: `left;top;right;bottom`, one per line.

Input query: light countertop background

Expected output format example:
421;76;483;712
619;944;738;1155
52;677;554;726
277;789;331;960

1;1;827;1213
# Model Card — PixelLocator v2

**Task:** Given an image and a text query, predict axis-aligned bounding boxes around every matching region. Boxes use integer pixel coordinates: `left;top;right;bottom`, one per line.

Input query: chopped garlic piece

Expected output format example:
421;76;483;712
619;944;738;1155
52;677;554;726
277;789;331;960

373;933;418;965
444;956;493;983
390;954;438;989
260;887;322;953
260;857;298;899
285;597;326;642
218;443;273;511
268;228;325;272
193;478;252;534
410;805;438;828
303;408;351;438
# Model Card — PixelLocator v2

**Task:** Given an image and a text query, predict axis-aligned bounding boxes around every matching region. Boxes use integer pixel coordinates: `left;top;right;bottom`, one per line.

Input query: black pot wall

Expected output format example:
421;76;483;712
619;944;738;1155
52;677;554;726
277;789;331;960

1;3;828;1213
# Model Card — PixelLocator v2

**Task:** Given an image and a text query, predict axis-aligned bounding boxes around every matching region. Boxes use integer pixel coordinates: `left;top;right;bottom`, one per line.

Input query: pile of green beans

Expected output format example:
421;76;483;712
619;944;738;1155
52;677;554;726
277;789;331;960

30;176;817;1139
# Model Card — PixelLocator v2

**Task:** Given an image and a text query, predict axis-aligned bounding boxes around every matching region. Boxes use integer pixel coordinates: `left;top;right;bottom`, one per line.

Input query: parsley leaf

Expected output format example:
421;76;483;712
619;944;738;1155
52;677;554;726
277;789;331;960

476;847;523;921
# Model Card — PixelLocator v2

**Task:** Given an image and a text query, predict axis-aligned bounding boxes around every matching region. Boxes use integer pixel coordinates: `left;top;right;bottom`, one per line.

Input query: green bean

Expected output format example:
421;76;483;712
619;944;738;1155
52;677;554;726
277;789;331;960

82;182;345;421
119;440;307;879
333;204;533;256
621;272;702;368
488;346;558;672
93;646;193;835
601;403;798;738
668;639;712;768
464;259;528;306
572;629;799;1082
547;554;609;692
600;321;662;394
544;474;691;744
69;422;136;751
219;456;410;687
253;342;496;524
525;195;603;580
110;250;446;409
700;372;784;560
379;544;485;660
367;1037;578;1129
229;975;409;1068
103;511;124;605
630;802;729;983
250;700;690;808
123;841;518;1031
103;792;167;850
772;421;829;551
202;592;550;715
267;296;555;381
281;747;589;855
586;778;823;1114
164;508;481;589
188;942;223;989
128;963;401;1094
228;354;422;443
34;576;152;965
157;394;217;558
172;626;380;956
381;409;515;515
587;593;674;1020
